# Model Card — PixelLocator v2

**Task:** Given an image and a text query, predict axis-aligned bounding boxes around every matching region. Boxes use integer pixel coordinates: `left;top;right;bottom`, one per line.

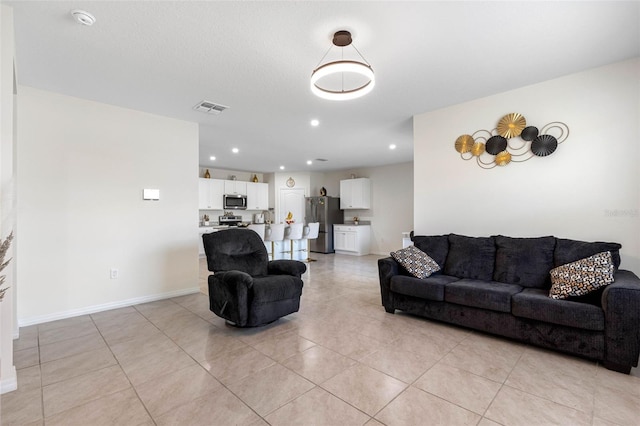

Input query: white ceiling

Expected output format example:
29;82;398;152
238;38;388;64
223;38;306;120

6;1;639;173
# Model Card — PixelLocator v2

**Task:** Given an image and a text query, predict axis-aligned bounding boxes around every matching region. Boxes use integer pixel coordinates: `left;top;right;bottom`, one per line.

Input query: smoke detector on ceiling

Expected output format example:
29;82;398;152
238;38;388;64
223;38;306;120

70;10;96;26
193;101;229;115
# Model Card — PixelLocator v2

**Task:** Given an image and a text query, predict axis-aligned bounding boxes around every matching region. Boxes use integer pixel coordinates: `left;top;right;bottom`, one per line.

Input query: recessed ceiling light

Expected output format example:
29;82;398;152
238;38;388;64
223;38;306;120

279;166;285;170
232;148;239;153
389;144;397;150
70;9;96;26
306;160;312;165
209;156;216;161
310;119;319;127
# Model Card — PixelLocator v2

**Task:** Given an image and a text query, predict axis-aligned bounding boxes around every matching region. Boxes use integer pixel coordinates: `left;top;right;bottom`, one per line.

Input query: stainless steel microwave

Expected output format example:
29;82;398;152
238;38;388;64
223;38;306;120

223;194;247;210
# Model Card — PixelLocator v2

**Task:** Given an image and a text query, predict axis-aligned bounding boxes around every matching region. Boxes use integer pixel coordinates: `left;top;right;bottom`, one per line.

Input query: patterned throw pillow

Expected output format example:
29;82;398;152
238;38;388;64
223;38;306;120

549;251;614;300
391;245;441;279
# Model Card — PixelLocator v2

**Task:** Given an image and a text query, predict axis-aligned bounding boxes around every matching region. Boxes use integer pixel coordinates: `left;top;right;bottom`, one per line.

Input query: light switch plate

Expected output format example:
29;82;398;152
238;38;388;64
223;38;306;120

143;189;160;200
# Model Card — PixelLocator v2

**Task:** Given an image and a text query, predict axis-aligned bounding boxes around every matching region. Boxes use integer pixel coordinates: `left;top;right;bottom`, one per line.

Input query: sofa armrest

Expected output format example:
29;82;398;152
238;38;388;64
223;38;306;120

268;260;307;278
601;269;640;373
378;257;399;313
208;271;254;326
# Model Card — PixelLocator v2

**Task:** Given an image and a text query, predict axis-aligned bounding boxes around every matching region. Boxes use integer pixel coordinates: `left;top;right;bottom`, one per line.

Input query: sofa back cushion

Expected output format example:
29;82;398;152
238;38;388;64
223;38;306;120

555;238;622;270
444;234;495;281
493;236;556;288
410;234;449;267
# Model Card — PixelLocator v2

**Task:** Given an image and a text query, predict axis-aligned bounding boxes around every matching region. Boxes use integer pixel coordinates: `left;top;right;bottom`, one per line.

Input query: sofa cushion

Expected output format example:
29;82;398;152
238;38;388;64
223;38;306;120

493;235;556;288
555;238;621;270
444;279;523;312
512;288;604;331
391;245;440;279
410;234;449;268
549;251;615;300
444;234;496;281
391;274;459;301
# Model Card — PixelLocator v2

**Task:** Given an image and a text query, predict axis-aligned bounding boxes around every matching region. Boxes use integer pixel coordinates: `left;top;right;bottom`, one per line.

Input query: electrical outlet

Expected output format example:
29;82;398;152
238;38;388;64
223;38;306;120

110;268;119;279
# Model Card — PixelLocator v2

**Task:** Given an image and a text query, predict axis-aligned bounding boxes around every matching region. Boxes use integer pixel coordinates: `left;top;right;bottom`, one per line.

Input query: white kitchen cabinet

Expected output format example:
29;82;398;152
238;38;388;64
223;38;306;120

340;178;371;209
198;227;215;256
224;180;247;195
246;182;269;210
334;225;371;256
199;179;224;210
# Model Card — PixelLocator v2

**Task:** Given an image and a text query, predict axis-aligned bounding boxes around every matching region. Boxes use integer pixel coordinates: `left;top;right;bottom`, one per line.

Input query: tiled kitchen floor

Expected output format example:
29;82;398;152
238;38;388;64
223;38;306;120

3;254;640;425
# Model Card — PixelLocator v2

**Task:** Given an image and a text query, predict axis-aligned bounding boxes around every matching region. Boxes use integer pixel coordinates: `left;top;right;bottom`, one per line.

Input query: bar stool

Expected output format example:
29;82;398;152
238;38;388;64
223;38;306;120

301;222;320;262
247;224;266;241
265;224;285;260
283;223;304;260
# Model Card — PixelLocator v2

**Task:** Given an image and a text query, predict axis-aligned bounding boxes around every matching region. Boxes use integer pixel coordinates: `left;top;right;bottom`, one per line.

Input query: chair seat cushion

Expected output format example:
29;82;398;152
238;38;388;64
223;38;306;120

391;274;460;301
252;275;303;303
444;279;523;312
512;288;604;331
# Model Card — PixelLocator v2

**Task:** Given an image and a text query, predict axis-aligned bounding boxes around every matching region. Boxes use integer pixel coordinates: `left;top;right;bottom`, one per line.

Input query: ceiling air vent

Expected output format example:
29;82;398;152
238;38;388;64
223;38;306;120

315;158;329;162
193;100;229;115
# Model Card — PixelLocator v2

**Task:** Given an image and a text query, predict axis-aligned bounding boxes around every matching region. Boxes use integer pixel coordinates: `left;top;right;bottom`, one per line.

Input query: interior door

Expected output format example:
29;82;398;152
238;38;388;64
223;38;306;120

279;188;306;224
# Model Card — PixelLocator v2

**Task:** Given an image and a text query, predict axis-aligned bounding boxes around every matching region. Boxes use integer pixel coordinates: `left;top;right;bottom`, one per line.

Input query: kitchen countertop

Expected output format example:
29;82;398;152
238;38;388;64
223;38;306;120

199;224;229;229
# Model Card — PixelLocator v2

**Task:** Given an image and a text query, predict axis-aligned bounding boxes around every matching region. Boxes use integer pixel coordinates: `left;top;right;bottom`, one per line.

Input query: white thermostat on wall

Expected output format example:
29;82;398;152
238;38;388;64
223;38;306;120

143;189;160;200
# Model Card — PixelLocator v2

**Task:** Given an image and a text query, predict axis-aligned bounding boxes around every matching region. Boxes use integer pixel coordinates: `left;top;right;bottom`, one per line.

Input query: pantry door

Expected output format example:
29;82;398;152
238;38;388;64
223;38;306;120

278;188;305;225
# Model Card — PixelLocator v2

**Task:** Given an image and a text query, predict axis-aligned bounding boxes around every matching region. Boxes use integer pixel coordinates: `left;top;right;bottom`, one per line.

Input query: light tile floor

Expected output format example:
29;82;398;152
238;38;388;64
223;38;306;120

3;254;640;425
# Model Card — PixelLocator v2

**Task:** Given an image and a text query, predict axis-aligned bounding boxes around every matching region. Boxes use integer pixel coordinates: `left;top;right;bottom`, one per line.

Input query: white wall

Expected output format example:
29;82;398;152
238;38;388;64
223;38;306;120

414;58;640;275
0;3;17;394
16;87;200;324
324;162;414;255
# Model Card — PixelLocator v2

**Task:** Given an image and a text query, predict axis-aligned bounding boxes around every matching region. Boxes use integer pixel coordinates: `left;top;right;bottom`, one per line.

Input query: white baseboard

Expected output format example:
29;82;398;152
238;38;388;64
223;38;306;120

17;287;201;327
1;366;17;394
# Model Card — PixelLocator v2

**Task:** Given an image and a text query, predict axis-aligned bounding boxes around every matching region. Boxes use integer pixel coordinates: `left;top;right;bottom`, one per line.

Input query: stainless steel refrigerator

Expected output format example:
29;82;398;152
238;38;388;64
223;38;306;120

305;196;342;253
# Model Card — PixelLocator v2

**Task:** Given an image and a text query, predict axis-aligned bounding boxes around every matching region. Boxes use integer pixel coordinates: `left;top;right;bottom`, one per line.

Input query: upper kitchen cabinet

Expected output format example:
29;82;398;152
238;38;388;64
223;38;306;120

224;180;247;195
199;178;224;210
340;178;371;209
246;182;269;210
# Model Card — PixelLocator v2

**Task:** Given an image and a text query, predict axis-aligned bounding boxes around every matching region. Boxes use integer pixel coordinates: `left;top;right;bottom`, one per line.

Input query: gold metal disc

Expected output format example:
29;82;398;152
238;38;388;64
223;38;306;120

497;113;526;138
455;134;474;153
471;142;485;157
495;150;512;166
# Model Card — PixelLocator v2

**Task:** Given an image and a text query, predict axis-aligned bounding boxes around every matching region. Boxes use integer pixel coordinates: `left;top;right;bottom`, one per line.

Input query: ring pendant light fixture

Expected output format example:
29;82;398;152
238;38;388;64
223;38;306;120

310;30;375;101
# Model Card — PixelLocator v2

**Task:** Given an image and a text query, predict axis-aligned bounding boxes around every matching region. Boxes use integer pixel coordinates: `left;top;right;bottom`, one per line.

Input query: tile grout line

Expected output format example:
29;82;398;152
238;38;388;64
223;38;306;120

89;312;159;426
136;298;268;424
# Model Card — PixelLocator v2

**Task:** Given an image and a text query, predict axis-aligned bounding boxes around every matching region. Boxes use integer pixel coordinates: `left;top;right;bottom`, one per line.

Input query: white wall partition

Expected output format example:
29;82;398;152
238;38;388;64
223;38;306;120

0;3;17;394
325;162;414;255
16;87;200;324
413;58;640;274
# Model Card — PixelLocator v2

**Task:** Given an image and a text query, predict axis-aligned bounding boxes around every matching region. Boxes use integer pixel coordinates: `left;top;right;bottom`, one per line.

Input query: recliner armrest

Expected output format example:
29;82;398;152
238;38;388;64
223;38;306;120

214;270;254;290
209;270;254;327
268;260;307;278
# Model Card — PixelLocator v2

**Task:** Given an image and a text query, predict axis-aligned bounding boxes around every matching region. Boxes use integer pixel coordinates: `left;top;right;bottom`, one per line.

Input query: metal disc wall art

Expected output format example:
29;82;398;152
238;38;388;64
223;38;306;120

497;113;526;138
531;134;558;156
455;134;474;153
495;150;512;166
453;113;569;169
521;126;539;141
471;142;485;156
485;135;508;155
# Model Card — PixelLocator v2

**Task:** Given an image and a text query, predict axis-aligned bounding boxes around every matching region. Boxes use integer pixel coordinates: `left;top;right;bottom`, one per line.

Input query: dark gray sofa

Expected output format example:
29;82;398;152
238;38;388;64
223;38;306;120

378;234;640;373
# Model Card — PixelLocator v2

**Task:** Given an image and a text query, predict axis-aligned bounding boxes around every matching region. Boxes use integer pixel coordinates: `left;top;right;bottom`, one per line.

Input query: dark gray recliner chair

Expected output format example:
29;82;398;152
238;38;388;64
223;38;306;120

203;228;306;327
